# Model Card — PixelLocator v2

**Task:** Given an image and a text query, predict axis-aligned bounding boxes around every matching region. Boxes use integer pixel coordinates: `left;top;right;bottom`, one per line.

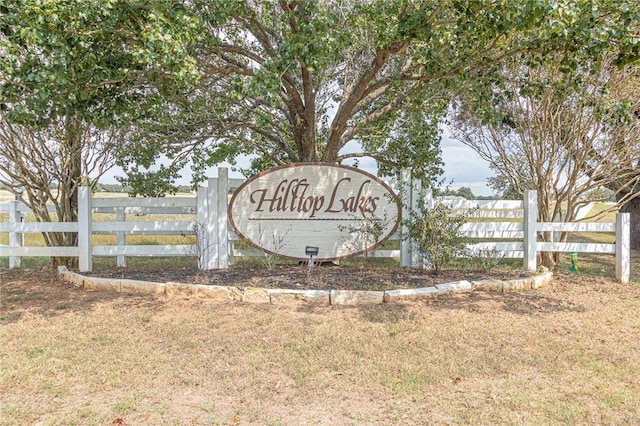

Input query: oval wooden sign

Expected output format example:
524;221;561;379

229;163;400;261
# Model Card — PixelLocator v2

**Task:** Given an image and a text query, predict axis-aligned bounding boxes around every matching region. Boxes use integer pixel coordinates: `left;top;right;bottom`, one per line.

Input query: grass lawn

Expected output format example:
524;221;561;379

2;259;640;425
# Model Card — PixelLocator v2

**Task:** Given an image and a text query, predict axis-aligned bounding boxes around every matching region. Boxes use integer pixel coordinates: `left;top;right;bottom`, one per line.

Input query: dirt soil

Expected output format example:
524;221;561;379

83;263;534;291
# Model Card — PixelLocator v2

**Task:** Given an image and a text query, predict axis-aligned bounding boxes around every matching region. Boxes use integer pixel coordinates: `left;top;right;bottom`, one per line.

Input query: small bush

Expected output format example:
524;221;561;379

469;248;505;272
338;212;393;261
403;201;470;273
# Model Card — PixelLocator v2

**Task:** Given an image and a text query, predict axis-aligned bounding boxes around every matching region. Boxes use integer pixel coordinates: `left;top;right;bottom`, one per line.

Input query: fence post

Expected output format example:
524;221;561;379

421;187;434;269
116;207;126;267
196;185;209;269
616;213;630;283
206;177;219;269
410;177;423;268
78;186;92;272
400;169;412;267
8;200;21;268
217;167;229;269
523;190;537;272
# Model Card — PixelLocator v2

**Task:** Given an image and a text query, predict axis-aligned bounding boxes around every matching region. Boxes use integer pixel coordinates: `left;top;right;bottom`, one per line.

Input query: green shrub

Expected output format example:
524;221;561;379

403;201;470;273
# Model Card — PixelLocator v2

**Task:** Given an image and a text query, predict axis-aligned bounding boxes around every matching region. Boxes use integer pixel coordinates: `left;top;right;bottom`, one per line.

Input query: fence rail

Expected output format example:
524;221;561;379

0;169;631;282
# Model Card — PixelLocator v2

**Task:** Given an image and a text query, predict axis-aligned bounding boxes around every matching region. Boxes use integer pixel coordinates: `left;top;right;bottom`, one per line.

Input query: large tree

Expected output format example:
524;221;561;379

0;0;199;265
117;0;640;192
597;65;640;249
450;58;640;265
0;113;119;265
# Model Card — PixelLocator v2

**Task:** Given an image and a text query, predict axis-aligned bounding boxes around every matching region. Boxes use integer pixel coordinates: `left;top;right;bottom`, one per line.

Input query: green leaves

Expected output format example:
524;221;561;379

6;0;634;196
1;0;200;125
403;201;470;273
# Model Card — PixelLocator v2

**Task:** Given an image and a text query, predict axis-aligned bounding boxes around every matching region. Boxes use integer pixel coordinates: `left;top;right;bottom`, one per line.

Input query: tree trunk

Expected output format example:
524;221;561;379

49;117;82;268
538;230;557;269
618;194;640;250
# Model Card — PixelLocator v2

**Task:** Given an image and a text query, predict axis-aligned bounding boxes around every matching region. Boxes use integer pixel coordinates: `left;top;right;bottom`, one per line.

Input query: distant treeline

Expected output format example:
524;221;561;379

434;186;503;200
96;183;194;194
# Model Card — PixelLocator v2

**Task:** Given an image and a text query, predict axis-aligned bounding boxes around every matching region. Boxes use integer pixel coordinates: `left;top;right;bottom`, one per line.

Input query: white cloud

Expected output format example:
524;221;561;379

440;136;494;196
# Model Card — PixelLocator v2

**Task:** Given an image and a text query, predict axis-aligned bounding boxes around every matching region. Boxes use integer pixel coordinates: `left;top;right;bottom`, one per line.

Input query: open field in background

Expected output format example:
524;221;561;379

2;264;640;425
0;191;14;204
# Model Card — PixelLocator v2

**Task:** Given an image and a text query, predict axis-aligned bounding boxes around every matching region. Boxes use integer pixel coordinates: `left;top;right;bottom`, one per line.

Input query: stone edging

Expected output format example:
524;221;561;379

57;266;553;306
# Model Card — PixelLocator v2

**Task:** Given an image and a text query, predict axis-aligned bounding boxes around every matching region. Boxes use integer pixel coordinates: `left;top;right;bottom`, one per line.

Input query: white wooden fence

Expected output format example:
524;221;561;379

0;168;631;282
401;188;630;282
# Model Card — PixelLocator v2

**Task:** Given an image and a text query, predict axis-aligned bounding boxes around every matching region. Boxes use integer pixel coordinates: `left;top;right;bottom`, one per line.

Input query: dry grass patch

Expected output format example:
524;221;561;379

1;267;640;425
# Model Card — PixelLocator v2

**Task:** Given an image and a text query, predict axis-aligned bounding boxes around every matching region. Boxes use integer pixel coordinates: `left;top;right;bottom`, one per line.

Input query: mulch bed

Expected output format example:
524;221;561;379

85;264;534;291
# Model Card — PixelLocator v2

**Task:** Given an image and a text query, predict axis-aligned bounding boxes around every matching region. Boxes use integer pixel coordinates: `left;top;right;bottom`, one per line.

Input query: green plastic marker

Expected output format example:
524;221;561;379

570;252;579;274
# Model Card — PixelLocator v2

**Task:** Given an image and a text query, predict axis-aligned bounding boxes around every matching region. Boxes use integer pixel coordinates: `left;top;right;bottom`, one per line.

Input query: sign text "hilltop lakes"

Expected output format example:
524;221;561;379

249;177;379;218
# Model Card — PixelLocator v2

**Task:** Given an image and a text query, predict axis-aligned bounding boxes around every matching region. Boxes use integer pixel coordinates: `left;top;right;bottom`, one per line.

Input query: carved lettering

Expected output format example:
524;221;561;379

243;168;391;220
326;179;379;217
249;178;327;218
325;177;352;213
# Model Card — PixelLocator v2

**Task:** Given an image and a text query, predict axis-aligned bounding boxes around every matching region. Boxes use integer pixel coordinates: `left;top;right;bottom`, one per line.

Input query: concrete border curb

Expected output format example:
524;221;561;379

57;266;554;305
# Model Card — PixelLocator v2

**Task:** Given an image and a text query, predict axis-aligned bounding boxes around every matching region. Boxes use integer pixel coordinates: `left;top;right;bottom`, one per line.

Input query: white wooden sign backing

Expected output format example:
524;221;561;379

229;163;400;261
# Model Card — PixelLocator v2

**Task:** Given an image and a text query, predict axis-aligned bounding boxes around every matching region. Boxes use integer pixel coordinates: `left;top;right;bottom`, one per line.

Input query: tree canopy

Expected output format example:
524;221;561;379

3;0;640;265
0;0;200;126
113;0;640;193
3;0;640;196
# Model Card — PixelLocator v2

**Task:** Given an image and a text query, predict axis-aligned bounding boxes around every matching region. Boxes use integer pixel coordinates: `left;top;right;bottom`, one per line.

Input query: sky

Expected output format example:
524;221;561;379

336;135;495;196
439;136;494;196
102;134;496;196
